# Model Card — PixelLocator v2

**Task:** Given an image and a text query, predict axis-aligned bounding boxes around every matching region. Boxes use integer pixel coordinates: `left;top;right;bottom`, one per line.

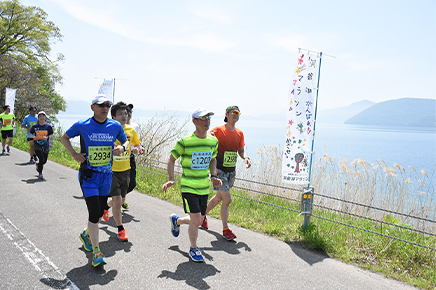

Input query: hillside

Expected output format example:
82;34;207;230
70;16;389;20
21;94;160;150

345;98;436;127
316;100;375;124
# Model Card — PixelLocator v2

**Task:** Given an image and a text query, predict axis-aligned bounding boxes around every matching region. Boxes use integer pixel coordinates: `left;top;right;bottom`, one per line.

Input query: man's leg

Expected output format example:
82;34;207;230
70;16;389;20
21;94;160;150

177;213;201;248
28;140;35;158
218;190;232;229
7;137;12;147
112;195;123;226
1;138;6;151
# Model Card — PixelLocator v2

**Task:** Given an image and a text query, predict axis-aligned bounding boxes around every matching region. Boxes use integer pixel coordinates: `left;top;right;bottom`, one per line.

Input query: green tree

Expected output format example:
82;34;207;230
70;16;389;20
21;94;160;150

0;0;65;121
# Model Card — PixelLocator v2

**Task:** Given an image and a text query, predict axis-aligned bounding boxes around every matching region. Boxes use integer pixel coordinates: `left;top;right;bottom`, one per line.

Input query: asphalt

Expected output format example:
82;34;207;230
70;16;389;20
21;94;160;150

0;147;419;290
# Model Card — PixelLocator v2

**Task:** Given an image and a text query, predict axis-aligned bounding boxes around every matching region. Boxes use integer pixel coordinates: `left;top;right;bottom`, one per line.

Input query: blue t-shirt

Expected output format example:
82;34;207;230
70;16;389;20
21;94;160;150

66;117;127;173
22;114;38;138
30;122;54;151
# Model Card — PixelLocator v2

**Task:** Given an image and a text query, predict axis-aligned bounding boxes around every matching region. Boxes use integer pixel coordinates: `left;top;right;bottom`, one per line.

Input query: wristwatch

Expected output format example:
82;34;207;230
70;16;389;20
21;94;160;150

122;145;127;152
211;174;218;179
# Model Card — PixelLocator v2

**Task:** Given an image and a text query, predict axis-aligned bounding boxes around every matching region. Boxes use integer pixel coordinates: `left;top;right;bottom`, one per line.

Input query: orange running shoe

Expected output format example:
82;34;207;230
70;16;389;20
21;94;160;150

118;229;128;242
103;210;109;222
223;228;237;240
200;216;208;230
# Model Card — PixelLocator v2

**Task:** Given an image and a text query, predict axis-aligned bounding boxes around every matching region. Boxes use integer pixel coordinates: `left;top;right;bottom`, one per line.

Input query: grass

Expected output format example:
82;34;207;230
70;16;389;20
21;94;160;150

8;128;436;289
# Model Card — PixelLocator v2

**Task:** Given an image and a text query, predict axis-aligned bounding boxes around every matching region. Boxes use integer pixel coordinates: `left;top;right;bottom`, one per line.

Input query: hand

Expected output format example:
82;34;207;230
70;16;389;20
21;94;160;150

245;158;252;169
132;147;139;155
112;142;123;156
73;152;86;163
162;180;175;192
139;146;145;155
211;177;222;187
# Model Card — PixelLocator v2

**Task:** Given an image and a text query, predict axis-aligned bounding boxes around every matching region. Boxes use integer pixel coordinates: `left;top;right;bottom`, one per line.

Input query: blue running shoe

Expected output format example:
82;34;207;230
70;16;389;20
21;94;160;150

79;229;92;252
189;247;204;262
170;214;180;237
92;251;106;267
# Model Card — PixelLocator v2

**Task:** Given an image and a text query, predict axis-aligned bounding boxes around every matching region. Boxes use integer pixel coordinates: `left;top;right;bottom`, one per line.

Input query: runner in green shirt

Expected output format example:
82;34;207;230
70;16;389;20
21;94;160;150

1;105;15;154
162;108;222;262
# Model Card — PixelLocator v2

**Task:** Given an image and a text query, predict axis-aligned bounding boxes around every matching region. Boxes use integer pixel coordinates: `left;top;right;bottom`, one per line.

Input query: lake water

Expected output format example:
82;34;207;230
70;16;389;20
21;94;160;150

55;113;436;181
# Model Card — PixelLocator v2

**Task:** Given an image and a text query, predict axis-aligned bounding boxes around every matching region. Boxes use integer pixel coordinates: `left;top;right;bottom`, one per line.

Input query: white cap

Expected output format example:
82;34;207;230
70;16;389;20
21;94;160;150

192;108;214;119
37;111;47;116
92;94;113;105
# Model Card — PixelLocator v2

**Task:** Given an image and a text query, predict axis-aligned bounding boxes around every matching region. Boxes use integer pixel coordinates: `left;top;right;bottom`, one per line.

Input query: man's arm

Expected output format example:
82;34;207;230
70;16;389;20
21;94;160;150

209;157;222;187
60;132;86;163
162;155;177;192
238;147;251;169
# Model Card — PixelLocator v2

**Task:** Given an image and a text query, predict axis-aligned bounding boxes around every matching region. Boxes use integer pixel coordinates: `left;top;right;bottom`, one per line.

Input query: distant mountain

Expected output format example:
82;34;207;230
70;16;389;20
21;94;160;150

345;98;436;127
316;100;376;124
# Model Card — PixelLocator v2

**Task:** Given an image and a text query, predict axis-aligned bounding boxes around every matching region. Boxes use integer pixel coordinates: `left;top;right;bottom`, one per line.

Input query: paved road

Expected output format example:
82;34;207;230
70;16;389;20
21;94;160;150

0;147;418;290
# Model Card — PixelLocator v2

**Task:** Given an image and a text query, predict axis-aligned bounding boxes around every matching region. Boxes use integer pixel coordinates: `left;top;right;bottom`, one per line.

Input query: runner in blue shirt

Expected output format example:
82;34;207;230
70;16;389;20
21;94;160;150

30;111;53;179
60;94;129;267
21;106;38;163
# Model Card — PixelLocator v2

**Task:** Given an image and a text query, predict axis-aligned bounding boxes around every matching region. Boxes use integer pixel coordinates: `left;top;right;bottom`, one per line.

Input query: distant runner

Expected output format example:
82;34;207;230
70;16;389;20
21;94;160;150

0;105;15;154
30;111;54;179
162;108;222;262
60;94;128;267
21;106;38;163
201;105;251;240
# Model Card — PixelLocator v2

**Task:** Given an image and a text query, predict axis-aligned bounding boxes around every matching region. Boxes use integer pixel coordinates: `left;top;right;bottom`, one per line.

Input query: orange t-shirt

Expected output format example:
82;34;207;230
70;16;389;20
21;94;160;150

210;125;245;172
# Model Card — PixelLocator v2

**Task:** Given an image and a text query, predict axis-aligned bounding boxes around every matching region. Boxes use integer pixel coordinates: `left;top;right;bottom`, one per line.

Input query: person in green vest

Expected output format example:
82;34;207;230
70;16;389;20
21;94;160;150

21;106;39;163
0;105;15;154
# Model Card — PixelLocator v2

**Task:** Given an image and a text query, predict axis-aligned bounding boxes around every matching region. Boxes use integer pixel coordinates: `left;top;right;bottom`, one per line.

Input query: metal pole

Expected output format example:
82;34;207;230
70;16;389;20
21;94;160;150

303;51;323;228
112;78;115;104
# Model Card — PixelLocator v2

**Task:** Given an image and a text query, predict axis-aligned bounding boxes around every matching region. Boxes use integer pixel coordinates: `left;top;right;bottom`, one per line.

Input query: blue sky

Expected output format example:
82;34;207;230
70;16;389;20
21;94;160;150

21;0;436;116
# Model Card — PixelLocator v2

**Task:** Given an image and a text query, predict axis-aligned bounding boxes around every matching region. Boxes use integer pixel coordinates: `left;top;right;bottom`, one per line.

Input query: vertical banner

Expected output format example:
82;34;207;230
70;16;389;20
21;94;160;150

5;88;16;114
282;51;320;184
98;79;114;101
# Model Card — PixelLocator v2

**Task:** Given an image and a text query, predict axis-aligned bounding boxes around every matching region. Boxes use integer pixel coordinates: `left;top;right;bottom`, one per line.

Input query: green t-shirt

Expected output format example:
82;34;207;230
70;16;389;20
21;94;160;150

0;113;15;131
170;132;218;195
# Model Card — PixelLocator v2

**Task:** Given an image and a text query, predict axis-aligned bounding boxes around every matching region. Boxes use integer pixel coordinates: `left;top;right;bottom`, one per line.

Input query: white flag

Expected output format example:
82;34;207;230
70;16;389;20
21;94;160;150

282;51;321;184
5;88;16;114
98;79;113;100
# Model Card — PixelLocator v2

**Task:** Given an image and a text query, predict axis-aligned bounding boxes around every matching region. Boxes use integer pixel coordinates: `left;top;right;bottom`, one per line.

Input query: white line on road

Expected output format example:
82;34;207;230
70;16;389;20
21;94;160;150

0;211;79;290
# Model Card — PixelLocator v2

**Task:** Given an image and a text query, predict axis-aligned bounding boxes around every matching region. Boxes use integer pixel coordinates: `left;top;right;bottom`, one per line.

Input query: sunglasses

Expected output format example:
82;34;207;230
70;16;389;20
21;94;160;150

97;103;111;108
229;110;240;116
195;116;211;121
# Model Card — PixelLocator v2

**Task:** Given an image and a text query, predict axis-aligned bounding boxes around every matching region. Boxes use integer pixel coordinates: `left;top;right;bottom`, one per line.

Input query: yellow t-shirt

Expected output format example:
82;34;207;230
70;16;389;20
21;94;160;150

112;124;140;172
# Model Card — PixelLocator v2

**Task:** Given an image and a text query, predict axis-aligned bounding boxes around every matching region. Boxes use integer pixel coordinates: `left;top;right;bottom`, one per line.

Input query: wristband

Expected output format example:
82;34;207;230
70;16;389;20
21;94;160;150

122;145;127;152
210;174;218;179
244;157;250;160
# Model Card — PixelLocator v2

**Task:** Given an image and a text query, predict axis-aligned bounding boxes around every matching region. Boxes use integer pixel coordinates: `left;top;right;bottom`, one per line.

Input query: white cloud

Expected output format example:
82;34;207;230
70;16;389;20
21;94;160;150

188;3;232;24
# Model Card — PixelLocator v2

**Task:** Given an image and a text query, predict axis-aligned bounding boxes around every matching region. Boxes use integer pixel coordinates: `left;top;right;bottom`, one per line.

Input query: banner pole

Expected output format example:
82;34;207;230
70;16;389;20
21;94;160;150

112;78;116;104
303;51;323;228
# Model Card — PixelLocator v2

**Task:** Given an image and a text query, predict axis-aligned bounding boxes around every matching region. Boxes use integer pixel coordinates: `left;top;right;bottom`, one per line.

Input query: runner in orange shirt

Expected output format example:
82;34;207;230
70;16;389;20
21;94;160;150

201;105;251;240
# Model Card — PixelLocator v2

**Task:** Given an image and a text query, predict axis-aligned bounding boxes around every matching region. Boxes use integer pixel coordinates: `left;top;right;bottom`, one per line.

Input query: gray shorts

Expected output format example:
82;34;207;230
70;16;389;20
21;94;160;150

213;169;236;191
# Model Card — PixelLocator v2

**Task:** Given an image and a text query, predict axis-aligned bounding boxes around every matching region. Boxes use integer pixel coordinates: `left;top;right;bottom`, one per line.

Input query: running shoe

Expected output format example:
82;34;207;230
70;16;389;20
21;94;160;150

200;216;208;230
29;158;35;164
92;251;106;267
1;149;4;154
103;210;109;222
118;229;128;242
6;146;10;153
79;229;92;251
170;214;180;237
122;201;129;209
223;228;237;240
189;247;204;262
38;173;44;179
33;155;38;162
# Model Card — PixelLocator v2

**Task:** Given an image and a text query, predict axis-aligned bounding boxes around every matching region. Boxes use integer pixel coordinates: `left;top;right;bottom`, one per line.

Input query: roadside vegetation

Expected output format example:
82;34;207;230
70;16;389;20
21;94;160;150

9;127;436;290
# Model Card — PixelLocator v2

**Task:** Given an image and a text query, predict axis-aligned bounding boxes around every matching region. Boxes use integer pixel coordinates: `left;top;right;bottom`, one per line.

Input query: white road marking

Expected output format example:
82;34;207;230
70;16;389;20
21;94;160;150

0;211;79;290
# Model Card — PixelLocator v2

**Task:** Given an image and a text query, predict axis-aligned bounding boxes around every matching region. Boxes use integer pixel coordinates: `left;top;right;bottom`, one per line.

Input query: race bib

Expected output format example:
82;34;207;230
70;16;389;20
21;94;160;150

4;119;11;125
113;148;130;162
191;151;212;170
88;146;112;167
36;130;48;140
223;151;237;167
